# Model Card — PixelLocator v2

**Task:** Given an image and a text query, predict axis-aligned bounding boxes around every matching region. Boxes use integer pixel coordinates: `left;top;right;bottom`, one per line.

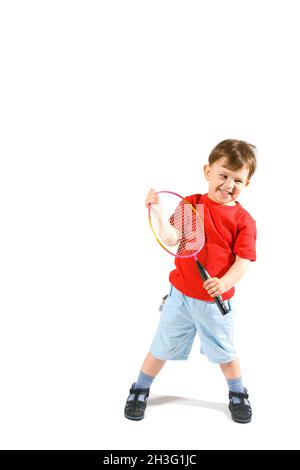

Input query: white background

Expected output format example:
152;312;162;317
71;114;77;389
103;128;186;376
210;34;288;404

0;0;299;450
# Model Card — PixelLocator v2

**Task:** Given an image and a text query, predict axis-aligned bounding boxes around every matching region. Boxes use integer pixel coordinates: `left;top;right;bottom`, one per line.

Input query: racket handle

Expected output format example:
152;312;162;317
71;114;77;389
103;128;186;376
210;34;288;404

196;261;229;316
214;294;230;316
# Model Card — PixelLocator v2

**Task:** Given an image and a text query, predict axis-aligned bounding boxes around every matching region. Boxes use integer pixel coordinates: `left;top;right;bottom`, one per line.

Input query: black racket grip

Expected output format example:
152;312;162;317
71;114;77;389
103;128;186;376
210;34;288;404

214;294;230;316
196;261;229;316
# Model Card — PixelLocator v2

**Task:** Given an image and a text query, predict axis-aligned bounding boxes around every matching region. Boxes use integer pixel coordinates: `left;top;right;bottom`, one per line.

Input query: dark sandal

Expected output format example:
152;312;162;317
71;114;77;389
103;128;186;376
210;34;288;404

229;388;252;424
124;384;150;421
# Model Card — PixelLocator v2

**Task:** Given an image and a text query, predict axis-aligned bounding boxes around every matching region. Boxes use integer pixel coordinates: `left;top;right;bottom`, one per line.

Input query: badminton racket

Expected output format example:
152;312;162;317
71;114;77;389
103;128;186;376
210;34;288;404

148;190;229;316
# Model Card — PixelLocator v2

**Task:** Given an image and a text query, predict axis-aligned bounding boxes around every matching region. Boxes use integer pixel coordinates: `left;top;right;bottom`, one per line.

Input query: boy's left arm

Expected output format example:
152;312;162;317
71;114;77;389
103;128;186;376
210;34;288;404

203;255;251;297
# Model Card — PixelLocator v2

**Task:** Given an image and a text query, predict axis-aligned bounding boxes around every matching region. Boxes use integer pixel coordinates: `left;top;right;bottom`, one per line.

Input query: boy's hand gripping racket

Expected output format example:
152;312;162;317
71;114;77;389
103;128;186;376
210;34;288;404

148;190;229;316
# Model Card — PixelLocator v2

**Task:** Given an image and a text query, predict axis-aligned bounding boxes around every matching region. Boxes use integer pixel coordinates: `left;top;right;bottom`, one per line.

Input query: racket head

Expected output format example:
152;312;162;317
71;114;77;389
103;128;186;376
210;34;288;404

148;190;205;258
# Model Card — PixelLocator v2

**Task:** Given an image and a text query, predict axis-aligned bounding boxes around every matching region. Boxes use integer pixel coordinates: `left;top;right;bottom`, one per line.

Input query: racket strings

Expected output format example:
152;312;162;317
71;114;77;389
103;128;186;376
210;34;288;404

150;197;205;257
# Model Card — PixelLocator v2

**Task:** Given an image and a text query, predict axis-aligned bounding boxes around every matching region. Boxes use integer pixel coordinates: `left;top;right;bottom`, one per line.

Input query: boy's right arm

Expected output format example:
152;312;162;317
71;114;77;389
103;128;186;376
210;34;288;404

146;188;179;246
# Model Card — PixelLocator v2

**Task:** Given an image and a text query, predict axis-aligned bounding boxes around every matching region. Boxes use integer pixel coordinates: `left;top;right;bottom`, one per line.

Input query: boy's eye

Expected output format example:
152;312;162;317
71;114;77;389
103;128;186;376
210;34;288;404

235;180;243;184
220;174;227;178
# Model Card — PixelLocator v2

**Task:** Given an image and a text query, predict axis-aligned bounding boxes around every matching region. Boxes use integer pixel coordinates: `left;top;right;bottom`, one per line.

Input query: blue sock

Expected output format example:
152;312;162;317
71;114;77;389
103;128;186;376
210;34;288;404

128;371;155;401
226;376;249;404
135;371;155;389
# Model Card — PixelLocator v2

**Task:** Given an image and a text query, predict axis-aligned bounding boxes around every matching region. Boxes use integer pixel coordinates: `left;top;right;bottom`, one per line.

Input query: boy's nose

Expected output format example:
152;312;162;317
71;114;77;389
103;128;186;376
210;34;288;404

224;178;235;190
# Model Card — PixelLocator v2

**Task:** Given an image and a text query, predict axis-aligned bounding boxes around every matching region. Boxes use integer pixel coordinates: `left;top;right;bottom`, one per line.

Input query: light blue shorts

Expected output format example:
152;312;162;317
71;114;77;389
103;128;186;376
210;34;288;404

150;285;236;364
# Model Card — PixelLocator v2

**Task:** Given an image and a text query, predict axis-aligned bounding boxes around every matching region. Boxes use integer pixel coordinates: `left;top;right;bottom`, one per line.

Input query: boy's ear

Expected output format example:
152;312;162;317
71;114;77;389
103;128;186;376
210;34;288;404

203;164;210;180
245;178;250;187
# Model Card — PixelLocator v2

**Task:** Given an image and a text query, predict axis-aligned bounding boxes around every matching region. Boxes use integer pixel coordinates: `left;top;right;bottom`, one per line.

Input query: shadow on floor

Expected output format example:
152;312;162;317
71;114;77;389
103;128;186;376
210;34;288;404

149;395;231;421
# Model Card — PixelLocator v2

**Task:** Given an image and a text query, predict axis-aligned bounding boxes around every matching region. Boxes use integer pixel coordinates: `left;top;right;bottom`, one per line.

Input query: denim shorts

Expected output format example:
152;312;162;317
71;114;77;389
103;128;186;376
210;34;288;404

150;285;236;364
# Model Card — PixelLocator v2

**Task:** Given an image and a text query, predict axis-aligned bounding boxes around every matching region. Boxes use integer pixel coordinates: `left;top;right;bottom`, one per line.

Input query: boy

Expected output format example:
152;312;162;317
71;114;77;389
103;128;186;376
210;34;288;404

124;139;257;424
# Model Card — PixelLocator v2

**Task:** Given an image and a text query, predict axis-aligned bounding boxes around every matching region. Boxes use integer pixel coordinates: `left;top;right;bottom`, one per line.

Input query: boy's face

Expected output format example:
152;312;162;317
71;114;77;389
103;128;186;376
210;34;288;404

204;157;250;206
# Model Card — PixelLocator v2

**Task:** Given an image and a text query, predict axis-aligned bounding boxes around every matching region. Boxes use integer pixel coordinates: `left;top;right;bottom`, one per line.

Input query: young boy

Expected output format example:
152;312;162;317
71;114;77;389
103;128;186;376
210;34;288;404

124;139;257;424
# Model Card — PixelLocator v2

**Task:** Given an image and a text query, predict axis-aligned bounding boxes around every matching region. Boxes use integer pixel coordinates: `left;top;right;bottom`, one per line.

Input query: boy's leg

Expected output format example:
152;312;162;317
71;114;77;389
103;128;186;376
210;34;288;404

220;358;252;424
124;285;195;421
127;352;165;400
140;352;166;376
124;352;166;421
220;357;241;379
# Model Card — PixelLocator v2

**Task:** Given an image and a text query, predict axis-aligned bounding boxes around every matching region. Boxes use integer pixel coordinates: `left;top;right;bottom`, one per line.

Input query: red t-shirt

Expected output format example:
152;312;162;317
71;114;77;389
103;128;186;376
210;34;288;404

169;193;256;301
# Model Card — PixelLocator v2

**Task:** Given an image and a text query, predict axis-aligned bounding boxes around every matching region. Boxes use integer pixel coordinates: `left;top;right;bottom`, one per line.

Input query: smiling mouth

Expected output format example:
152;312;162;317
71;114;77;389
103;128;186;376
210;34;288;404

219;188;233;196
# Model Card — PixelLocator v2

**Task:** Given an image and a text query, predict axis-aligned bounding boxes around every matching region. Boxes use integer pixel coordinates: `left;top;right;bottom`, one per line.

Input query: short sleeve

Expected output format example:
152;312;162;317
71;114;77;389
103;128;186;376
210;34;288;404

234;213;257;261
169;200;186;230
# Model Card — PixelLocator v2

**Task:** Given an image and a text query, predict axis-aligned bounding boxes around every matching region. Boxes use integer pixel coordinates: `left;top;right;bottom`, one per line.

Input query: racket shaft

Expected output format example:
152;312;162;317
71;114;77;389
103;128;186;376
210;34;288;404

195;261;229;316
